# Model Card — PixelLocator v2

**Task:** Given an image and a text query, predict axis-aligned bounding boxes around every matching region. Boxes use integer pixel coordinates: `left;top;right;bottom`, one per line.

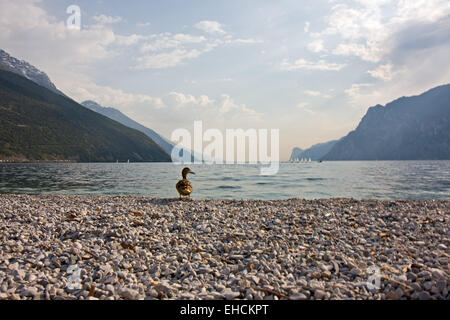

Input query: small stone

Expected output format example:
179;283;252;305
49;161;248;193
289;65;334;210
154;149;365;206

406;272;417;281
297;279;307;287
289;293;308;300
431;268;447;280
314;289;326;300
100;264;113;275
21;287;38;297
102;274;118;284
394;287;403;299
423;281;432;291
13;269;26;280
147;288;159;298
308;279;324;290
119;288;140;300
349;268;361;276
385;291;399;300
418;291;430;300
249;275;260;285
410;283;421;291
417;271;432;279
8;262;19;271
154;283;173;296
26;274;37;282
105;285;115;294
223;290;240;300
0;293;9;299
436;280;446;292
430;286;440;294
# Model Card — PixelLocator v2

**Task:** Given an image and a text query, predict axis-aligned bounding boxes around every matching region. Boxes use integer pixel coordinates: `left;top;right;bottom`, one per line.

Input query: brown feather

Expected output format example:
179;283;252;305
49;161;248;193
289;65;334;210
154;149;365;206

176;179;193;196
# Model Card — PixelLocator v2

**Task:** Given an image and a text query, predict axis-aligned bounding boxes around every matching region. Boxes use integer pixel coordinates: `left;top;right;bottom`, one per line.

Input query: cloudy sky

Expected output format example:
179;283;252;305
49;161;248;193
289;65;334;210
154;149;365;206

1;0;450;160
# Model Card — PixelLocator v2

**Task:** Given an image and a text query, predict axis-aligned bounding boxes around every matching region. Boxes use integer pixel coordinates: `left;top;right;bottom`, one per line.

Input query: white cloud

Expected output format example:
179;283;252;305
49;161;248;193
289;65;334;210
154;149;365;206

0;1;261;74
134;28;260;69
72;81;165;110
344;83;381;108
194;21;226;34
296;102;315;115
307;39;325;53
0;1;118;68
367;63;397;81
93;15;123;25
305;0;450;115
231;38;263;44
332;43;382;62
304;22;310;33
345;83;373;97
69;80;263;137
304;90;321;97
137;22;151;27
115;34;147;46
316;0;450;63
0;0;264;133
304;90;332;98
216;77;233;82
140;33;206;52
136;48;206;69
281;58;346;71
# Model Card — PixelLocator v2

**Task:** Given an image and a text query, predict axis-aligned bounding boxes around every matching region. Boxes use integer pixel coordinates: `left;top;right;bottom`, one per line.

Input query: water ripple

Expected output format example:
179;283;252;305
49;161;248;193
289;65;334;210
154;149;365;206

0;161;449;200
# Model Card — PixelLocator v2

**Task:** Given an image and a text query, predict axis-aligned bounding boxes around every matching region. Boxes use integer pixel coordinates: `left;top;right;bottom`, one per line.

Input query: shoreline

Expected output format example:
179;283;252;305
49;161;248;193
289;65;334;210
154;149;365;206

0;194;448;300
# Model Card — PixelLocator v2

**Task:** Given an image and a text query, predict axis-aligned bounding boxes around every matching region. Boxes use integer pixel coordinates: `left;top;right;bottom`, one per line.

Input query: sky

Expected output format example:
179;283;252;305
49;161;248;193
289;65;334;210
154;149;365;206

1;0;450;160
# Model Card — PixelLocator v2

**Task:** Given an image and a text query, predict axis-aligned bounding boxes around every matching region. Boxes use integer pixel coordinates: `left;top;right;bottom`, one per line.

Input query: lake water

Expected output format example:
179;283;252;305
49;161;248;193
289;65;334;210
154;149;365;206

0;161;449;200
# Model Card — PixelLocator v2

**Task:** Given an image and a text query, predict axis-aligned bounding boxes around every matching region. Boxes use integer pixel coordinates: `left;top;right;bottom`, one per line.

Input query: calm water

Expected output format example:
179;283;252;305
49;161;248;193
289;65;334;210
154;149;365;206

0;161;449;200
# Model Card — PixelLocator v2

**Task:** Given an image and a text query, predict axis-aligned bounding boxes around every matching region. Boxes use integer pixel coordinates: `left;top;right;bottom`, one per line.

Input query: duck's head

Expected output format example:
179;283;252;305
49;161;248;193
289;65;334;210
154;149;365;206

182;167;195;179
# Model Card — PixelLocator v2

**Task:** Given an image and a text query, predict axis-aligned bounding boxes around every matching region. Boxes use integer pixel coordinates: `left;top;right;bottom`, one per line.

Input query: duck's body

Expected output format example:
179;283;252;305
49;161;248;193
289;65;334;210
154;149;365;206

176;167;195;199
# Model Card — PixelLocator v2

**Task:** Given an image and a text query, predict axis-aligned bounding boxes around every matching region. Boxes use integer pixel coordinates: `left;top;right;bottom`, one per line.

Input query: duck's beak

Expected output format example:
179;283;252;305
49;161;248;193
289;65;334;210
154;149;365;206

190;171;195;175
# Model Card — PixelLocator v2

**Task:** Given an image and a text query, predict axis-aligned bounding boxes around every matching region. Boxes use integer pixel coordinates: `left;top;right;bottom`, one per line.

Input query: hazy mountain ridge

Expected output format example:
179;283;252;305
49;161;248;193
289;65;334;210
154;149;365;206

322;84;450;160
81;100;175;155
0;69;171;162
290;140;339;161
81;100;204;162
289;147;303;161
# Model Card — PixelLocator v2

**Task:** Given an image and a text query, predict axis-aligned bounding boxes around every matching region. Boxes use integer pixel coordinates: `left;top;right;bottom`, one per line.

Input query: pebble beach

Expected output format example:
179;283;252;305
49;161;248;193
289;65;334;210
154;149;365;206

0;194;448;300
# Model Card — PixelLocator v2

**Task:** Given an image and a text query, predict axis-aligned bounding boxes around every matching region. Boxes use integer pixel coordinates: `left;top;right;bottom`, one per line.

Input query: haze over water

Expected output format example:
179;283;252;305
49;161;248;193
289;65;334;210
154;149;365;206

0;161;449;200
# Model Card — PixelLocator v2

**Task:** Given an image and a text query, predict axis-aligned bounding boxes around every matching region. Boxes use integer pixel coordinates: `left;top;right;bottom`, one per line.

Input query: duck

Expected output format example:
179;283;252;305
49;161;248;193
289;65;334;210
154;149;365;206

176;167;195;200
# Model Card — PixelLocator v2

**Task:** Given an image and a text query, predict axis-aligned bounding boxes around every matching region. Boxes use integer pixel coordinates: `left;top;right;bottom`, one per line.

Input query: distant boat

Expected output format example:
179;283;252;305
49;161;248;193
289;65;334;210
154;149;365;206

127;159;130;164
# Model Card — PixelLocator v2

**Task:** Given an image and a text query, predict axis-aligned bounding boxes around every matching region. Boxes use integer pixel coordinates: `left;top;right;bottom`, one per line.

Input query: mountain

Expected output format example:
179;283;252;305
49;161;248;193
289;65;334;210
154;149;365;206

322;84;450;160
81;100;202;162
289;147;303;161
290;140;339;161
0;49;65;96
81;100;174;154
0;69;171;162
